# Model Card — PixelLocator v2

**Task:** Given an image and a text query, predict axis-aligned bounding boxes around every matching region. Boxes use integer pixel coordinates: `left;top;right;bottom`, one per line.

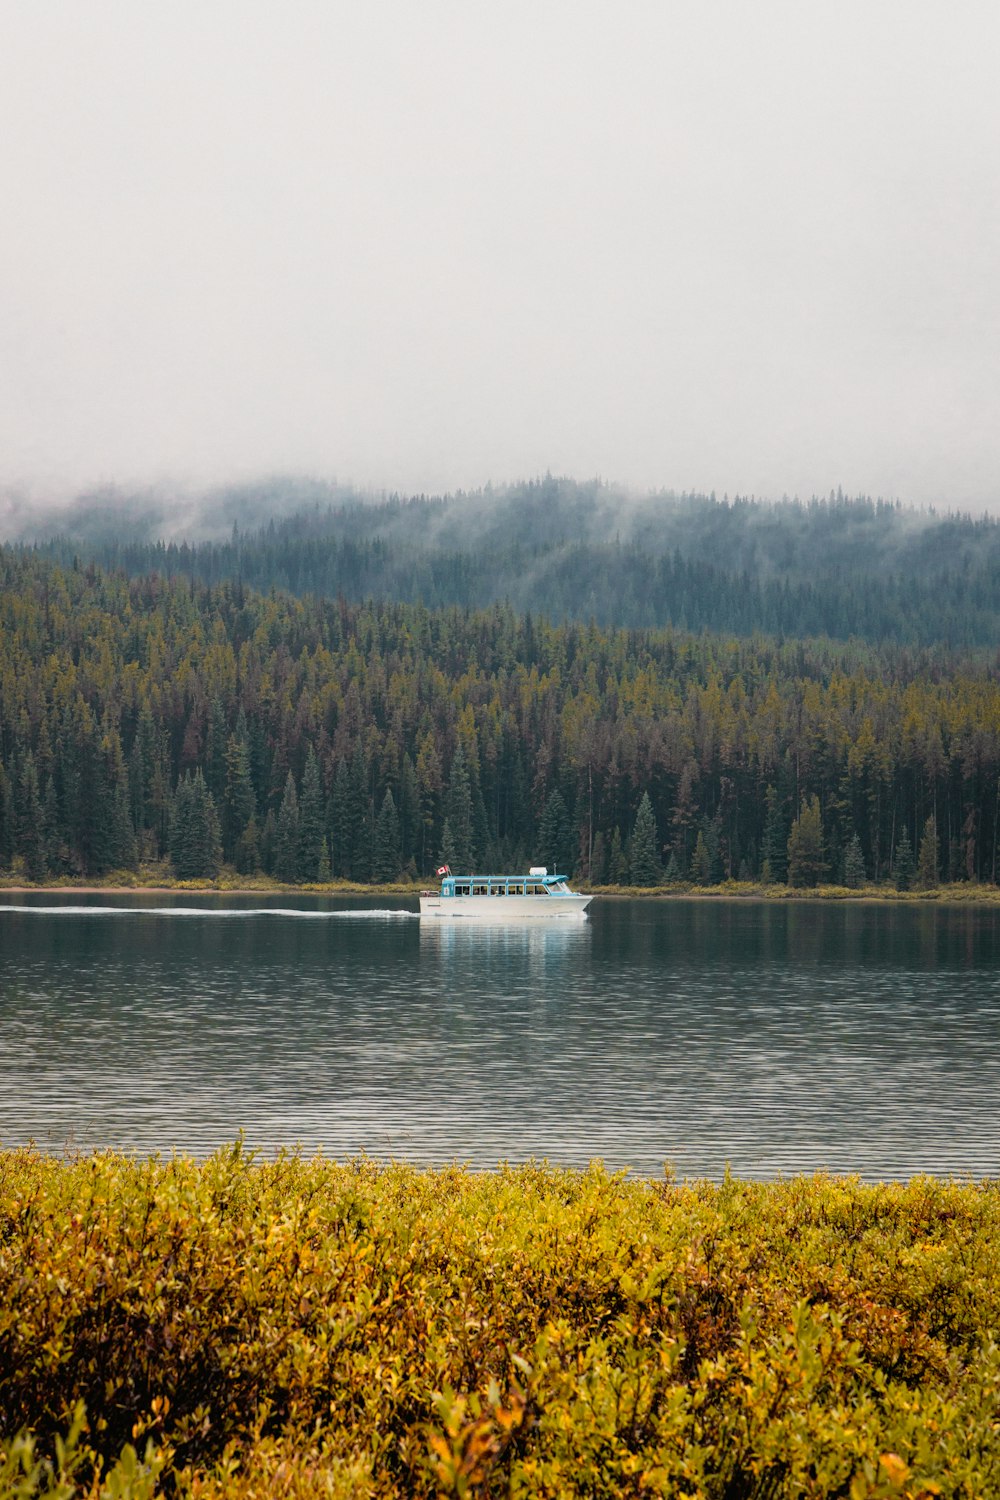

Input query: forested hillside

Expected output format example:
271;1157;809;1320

2;548;998;887
12;479;1000;645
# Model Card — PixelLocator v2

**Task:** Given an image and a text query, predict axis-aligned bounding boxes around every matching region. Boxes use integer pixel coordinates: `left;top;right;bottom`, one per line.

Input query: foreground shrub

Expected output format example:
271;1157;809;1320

2;1148;1000;1495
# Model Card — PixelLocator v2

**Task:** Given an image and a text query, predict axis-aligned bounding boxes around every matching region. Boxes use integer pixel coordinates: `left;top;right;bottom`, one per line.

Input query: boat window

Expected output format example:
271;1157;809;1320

454;882;471;896
472;884;488;896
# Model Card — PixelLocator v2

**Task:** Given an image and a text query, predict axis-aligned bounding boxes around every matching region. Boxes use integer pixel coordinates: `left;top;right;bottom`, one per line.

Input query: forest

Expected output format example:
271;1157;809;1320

1;544;998;888
13;479;1000;646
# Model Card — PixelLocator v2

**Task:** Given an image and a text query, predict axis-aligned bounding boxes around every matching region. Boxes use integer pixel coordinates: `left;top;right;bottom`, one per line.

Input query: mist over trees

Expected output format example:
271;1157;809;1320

10;479;1000;646
1;547;998;887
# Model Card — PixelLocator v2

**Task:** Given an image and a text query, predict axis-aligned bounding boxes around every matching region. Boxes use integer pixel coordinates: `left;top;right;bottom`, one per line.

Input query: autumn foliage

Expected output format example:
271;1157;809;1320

3;1148;1000;1496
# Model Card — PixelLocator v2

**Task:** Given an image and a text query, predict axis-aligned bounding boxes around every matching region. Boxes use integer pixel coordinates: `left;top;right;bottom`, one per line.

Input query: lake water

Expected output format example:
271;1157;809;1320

2;894;999;1181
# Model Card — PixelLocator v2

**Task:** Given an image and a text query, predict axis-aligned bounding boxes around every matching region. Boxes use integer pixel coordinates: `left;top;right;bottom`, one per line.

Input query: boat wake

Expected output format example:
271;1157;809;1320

0;905;418;920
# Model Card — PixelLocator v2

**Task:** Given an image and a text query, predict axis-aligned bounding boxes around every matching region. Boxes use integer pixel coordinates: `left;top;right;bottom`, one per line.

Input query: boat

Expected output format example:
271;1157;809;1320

419;866;592;920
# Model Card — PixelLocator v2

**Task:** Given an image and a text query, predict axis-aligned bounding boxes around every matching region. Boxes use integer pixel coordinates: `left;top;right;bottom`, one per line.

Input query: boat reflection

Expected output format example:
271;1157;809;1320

419;915;591;960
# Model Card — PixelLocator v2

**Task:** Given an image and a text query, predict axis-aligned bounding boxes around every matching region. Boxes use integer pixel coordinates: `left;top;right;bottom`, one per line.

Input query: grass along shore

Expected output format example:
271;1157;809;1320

3;1149;1000;1497
2;868;1000;904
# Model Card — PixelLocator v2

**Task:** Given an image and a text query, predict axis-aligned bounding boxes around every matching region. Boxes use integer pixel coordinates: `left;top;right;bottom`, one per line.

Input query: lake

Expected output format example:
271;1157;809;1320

2;894;999;1180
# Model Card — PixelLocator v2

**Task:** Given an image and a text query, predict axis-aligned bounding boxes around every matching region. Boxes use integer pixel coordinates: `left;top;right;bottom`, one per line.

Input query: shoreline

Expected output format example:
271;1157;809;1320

2;877;1000;904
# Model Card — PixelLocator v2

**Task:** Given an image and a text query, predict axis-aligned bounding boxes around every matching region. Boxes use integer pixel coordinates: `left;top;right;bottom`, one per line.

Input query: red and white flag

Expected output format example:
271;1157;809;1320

436;864;451;876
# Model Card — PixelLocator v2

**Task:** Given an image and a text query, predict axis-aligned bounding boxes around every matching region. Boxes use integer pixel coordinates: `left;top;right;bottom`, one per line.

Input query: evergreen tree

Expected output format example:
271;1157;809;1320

444;743;474;872
843;831;866;889
0;762;13;868
275;772;301;882
348;743;372;882
664;850;682;882
317;836;332;882
329;757;352;878
42;776;63;874
690;829;711;884
224;733;256;860
590;829;608;884
373;788;401;883
607;827;629;884
204;697;228;807
260;809;278;875
538;788;575;875
628;791;661;886
761;784;789;884
893;824;915;891
16;753;47;882
169;770;222;878
439;816;459;872
917;815;940;889
298;748;326;881
234;815;261;875
787;796;826;887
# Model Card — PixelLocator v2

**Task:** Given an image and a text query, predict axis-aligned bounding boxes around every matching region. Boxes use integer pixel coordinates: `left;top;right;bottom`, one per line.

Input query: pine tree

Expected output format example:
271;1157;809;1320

234;815;261;875
298;748;326;881
169;770;222;878
893;824;915;891
590;829;608;884
444;743;474;872
329;757;352;878
439;817;459;872
690;829;711;884
275;772;300;882
761;784;789;884
787;796;826;887
538;788;575;875
16;752;47;882
843;831;866;889
628;791;661;886
224;733;256;860
607;827;629;884
348;743;372;882
917;815;940;889
664;850;682;882
373;788;401;883
317;836;332;882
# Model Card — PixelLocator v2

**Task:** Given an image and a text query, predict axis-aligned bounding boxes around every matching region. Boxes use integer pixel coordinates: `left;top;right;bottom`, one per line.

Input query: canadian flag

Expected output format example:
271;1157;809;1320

436;864;451;876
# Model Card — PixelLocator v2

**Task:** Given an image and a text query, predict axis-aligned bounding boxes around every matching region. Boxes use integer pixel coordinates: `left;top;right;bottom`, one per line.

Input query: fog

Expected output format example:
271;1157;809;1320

2;2;999;510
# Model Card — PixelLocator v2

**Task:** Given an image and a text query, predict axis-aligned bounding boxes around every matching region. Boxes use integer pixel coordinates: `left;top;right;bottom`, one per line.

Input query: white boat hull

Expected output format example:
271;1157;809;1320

419;893;591;920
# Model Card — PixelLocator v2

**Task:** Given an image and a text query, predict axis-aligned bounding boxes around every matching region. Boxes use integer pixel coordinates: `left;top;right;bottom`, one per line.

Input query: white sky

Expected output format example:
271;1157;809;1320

1;1;999;507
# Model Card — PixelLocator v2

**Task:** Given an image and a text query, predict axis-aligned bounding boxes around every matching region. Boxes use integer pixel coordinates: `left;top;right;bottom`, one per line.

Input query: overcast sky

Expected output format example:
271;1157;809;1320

2;1;999;508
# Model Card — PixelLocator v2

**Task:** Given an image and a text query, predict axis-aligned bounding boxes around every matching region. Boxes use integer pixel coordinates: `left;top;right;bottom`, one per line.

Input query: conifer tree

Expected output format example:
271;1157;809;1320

787;796;826;887
761;784;789;884
234;815;261;875
298;748;326;881
348;743;372;882
373;788;401;883
329;758;352;878
628;791;661;886
224;733;256;860
317;836;332;883
917;815;940;889
538;787;575;875
607;827;629;884
17;753;47;882
690;829;711;884
439;817;459;872
169;770;222;878
275;772;301;882
893;824;915;891
444;743;474;872
664;850;682;882
843;831;866;889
